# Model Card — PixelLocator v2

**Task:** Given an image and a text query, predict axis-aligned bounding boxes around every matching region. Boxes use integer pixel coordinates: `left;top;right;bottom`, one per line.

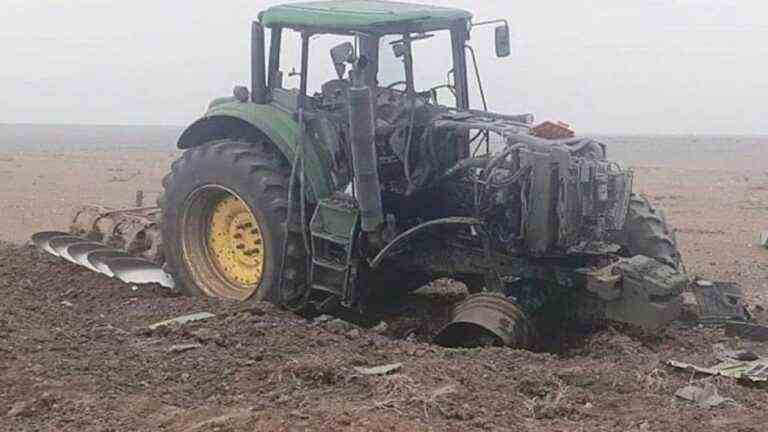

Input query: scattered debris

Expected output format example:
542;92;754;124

725;321;768;342
324;318;354;334
6;400;35;418
313;314;334;324
148;312;215;330
168;343;202;354
191;328;224;346
679;292;700;322
667;359;768;382
750;305;768;324
371;321;389;334
6;393;56;418
717;349;760;362
60;300;74;307
760;231;768;248
675;384;734;409
354;363;403;376
692;280;747;324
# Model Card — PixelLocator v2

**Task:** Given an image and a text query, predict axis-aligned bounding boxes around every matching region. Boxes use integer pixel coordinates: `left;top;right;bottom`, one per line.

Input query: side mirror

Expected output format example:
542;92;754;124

495;24;511;58
392;42;407;59
330;42;355;79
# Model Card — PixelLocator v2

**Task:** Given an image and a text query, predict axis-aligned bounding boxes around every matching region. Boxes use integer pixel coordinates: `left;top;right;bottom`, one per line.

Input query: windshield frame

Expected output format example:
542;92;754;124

266;20;471;111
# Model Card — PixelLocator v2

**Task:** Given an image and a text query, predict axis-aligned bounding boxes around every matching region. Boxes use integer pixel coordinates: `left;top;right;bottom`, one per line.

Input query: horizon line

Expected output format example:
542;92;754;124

0;122;765;137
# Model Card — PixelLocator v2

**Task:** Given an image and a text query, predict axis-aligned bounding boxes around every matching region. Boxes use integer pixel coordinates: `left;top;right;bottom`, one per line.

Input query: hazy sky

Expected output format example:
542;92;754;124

2;0;767;134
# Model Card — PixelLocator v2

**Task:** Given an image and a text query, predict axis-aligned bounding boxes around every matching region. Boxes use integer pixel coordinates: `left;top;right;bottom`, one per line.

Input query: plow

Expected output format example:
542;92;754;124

33;0;688;348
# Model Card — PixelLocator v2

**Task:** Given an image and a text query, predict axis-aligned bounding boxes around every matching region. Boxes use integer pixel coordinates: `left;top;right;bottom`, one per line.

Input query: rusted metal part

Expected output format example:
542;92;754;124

531;121;575;139
435;293;530;348
70;205;163;263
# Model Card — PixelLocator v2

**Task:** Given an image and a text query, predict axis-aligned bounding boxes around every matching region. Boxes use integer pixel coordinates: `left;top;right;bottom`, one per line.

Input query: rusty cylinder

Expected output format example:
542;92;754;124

347;86;384;232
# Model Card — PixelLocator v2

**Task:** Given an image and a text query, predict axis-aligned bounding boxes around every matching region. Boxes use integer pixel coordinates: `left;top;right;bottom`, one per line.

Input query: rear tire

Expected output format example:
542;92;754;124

616;194;682;269
159;139;306;302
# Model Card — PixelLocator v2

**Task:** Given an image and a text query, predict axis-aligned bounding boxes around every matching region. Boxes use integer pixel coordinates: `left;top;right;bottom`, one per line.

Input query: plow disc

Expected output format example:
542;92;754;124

31;206;174;289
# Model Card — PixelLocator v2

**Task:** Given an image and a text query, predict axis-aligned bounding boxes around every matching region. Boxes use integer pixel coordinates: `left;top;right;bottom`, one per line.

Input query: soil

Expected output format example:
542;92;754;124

2;135;768;431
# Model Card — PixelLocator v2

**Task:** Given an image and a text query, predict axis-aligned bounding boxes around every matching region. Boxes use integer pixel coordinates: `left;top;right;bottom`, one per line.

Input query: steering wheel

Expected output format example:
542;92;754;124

385;81;408;93
379;81;436;106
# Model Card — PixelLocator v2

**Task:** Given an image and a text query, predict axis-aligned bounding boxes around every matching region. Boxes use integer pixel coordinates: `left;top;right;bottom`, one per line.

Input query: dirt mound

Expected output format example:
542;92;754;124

1;242;767;431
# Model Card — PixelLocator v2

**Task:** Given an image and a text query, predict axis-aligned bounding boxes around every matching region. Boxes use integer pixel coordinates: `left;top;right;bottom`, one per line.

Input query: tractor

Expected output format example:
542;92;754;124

33;0;687;348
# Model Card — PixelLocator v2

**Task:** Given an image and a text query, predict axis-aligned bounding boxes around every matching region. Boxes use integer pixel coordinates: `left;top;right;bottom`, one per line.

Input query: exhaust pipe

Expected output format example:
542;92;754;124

251;22;267;104
347;85;384;232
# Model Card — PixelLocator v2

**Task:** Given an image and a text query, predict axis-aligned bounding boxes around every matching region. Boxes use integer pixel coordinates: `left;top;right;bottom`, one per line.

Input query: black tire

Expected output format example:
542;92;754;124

159;139;306;302
616;194;682;269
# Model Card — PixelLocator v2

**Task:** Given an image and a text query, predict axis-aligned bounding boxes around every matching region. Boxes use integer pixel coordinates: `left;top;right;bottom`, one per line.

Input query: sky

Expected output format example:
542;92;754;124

2;0;767;134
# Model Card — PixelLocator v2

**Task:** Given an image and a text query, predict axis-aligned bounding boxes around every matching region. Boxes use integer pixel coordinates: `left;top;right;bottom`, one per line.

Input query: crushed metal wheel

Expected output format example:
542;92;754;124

435;292;531;349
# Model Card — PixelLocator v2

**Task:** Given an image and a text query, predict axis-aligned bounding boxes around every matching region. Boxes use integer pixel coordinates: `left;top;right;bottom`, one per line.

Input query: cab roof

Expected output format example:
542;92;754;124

259;0;472;34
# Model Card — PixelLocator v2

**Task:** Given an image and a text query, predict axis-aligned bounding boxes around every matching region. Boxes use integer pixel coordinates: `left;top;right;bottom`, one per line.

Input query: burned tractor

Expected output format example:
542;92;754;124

33;1;687;347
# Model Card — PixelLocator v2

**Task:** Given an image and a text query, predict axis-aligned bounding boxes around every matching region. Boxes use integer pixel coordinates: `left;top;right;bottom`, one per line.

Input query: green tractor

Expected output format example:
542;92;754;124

33;0;687;347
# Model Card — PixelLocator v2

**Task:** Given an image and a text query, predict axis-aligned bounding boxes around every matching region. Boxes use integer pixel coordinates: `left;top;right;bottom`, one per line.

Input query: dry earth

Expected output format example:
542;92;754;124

1;136;768;431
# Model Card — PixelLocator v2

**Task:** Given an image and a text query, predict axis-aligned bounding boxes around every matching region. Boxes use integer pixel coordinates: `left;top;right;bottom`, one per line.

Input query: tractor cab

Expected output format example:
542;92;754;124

257;0;510;111
255;1;515;196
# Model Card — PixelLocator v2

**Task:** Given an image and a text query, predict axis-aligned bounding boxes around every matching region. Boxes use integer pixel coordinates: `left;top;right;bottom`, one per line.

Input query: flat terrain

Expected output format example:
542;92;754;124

1;130;768;431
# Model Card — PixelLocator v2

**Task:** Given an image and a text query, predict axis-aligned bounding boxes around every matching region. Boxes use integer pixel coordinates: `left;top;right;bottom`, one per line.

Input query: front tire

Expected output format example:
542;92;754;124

159;139;304;302
617;194;682;269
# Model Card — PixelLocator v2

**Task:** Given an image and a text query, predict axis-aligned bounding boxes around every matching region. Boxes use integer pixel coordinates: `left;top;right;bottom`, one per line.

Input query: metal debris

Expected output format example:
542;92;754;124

168;343;203;354
675;384;734;409
692;280;747;324
667;359;768;382
717;349;760;362
435;293;530;348
313;314;334;324
725;321;768;342
371;321;389;334
354;363;403;376
149;312;216;330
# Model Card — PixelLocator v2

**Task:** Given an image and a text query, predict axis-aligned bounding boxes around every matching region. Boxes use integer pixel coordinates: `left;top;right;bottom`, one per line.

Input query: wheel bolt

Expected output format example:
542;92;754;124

236;244;245;250
244;222;253;229
234;233;243;239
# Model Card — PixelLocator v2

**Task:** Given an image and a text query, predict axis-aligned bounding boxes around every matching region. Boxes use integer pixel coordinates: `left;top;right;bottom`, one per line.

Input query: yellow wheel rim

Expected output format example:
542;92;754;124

206;195;264;286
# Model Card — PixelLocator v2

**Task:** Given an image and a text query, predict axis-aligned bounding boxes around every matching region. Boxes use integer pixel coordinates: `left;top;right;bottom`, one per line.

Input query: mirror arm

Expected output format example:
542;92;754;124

471;18;509;29
464;44;488;111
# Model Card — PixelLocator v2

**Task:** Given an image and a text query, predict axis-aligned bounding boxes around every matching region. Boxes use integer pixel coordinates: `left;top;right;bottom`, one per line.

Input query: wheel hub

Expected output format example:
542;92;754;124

207;195;264;286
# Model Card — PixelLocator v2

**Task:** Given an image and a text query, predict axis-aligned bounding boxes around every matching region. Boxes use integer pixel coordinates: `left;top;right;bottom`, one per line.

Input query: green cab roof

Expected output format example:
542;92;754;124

259;0;472;33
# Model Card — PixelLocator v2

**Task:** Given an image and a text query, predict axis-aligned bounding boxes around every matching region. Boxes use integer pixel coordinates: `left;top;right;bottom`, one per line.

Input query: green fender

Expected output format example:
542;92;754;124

178;99;333;200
